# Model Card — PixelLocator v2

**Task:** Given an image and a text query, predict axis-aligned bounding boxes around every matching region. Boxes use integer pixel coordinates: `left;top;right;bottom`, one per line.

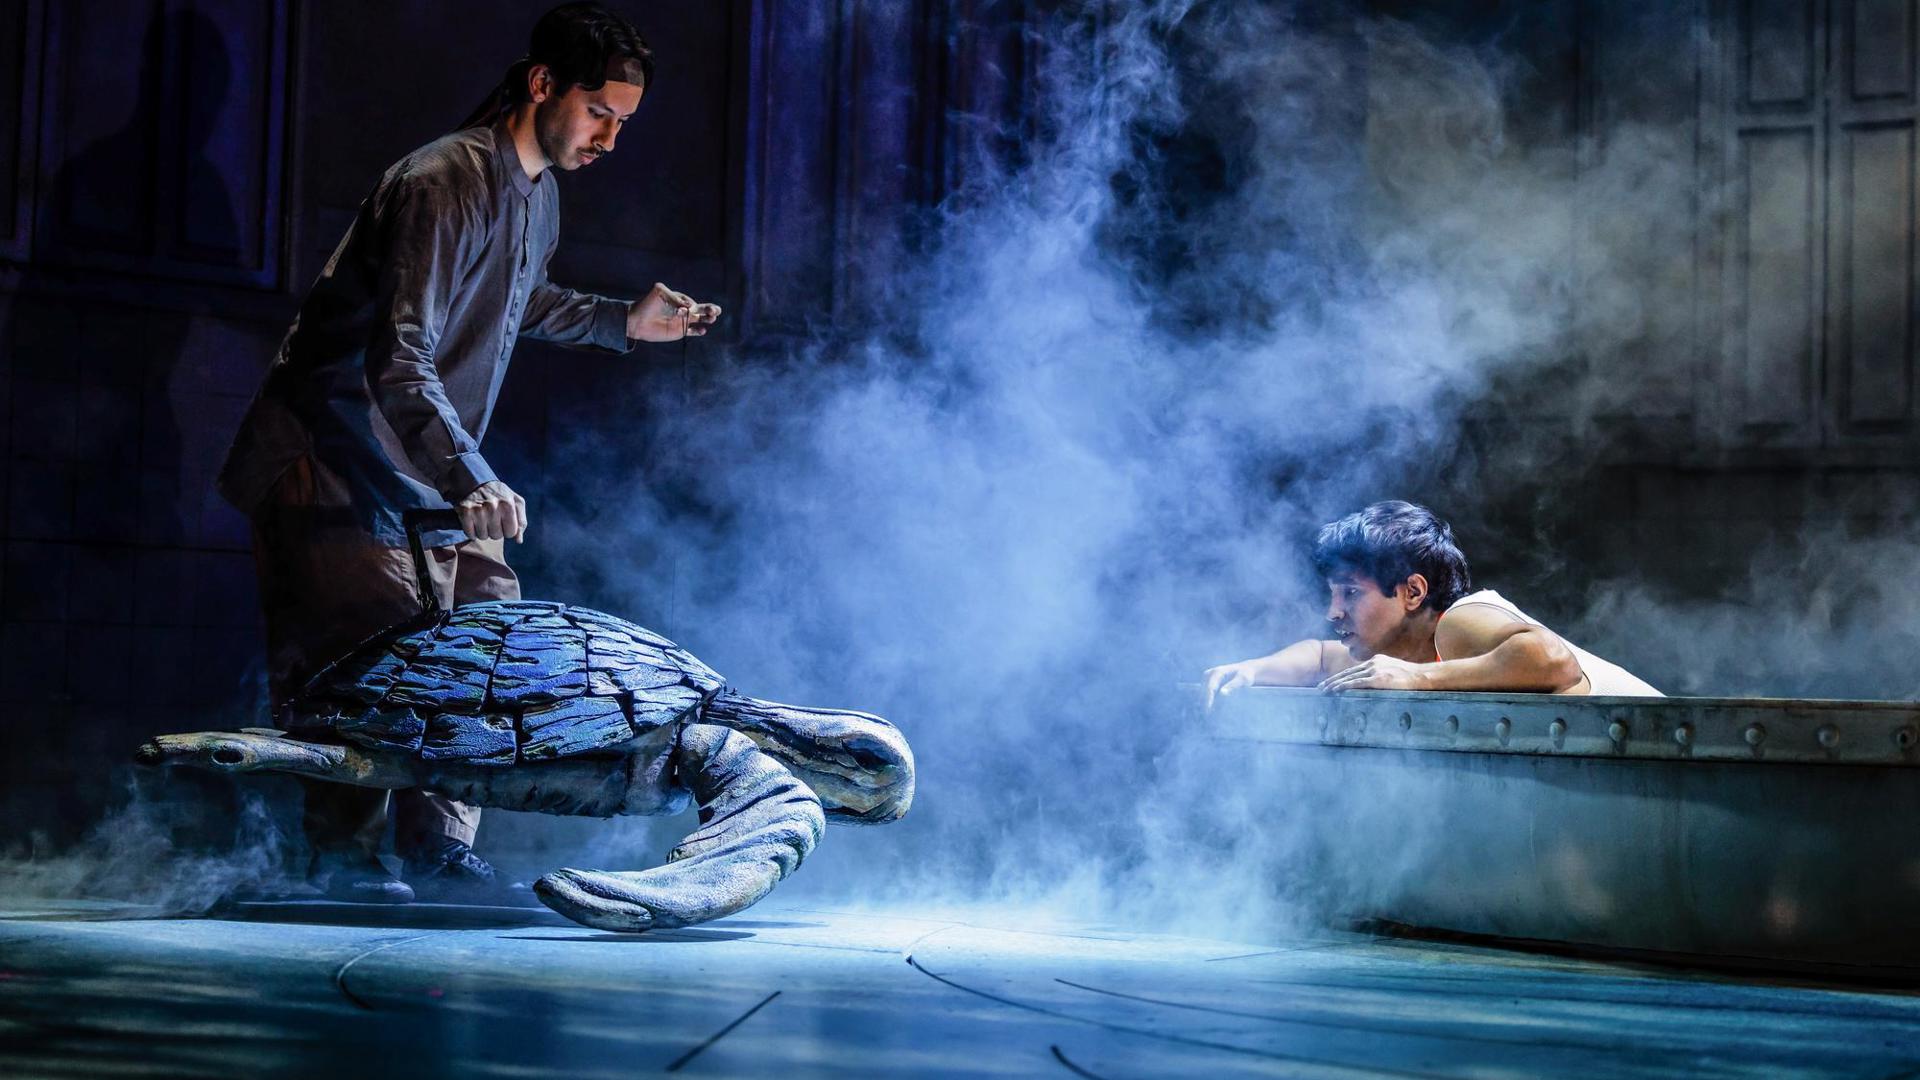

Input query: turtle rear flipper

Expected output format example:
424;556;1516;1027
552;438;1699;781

532;723;823;931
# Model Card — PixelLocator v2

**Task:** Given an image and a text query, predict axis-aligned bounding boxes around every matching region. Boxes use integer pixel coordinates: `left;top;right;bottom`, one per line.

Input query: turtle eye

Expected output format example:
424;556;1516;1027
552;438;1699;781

840;737;894;773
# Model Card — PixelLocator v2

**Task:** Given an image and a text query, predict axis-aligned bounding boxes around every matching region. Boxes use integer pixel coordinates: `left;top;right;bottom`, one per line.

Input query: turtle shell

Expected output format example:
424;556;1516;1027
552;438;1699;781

280;601;723;766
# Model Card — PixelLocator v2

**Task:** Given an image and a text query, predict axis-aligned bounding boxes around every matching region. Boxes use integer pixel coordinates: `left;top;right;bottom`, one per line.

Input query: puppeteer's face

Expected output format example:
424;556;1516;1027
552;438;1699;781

1324;570;1411;660
534;79;645;171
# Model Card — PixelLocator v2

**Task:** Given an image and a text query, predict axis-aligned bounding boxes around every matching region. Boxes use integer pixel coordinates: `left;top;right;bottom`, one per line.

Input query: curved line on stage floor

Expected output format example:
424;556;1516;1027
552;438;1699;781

1050;975;1685;1060
903;953;1442;1078
332;933;434;1010
1049;1043;1109;1078
664;990;781;1072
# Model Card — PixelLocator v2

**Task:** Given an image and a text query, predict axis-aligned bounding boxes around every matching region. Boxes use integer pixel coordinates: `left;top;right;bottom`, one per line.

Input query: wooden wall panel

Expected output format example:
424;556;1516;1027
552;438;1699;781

1744;0;1817;107
0;0;41;262
1849;0;1916;102
34;0;287;288
735;0;1051;339
1736;127;1821;436
920;0;1031;217
1708;0;1920;453
742;0;841;337
1835;121;1916;430
1575;1;1703;423
1830;0;1920;439
833;1;917;318
167;0;279;269
40;3;152;257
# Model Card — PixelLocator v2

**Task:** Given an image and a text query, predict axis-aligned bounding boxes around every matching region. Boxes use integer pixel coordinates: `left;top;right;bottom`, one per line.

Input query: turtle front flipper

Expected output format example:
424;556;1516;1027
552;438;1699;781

532;723;823;932
700;689;915;824
135;731;414;788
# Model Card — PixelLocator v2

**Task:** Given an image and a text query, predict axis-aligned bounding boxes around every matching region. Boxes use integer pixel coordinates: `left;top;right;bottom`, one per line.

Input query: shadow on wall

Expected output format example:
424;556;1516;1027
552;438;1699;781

0;4;261;852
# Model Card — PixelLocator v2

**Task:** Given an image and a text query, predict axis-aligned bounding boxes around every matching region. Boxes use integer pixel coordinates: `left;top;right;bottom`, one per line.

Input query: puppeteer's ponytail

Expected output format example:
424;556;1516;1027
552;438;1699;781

455;58;535;131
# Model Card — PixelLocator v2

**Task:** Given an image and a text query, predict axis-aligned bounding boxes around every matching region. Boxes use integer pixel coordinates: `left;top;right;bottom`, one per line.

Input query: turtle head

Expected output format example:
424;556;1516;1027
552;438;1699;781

700;690;915;824
133;730;408;787
136;732;286;771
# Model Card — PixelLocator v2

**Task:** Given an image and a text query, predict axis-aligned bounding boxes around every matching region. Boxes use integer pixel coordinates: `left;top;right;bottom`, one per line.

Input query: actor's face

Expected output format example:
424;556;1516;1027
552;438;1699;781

534;78;644;171
1325;569;1420;660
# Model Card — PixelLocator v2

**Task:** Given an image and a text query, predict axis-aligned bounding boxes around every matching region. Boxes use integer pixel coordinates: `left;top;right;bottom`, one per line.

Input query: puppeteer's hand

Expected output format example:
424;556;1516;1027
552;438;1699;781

456;480;528;543
1203;661;1260;710
1318;654;1431;693
627;282;722;342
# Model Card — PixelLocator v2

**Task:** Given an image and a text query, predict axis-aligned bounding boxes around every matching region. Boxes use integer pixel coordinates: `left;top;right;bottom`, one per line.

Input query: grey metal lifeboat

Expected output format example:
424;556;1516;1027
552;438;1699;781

1204;687;1920;973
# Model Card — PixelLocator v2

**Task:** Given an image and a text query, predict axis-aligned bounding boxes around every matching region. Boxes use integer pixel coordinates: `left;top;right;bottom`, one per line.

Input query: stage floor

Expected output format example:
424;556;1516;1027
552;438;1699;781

2;899;1918;1077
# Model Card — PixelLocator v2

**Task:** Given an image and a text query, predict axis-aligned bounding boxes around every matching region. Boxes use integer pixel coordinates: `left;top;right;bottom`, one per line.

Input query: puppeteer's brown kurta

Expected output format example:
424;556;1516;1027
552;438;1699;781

220;117;634;546
222;119;636;857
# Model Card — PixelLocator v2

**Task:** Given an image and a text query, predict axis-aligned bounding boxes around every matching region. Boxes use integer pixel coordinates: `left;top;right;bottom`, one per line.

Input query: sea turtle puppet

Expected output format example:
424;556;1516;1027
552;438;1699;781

136;592;915;933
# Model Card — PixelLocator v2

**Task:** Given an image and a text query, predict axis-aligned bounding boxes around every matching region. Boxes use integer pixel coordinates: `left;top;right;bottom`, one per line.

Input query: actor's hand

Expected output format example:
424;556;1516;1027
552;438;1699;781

628;282;722;342
1318;654;1431;693
1204;661;1260;710
456;480;528;543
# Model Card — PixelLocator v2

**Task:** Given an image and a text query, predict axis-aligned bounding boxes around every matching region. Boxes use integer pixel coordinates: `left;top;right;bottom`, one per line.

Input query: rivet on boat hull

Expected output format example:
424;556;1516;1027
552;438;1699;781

1744;724;1766;748
1816;725;1839;750
1673;722;1693;747
1494;717;1511;744
1445;715;1460;735
1399;712;1413;732
1549;719;1567;745
1607;721;1628;744
1896;727;1917;751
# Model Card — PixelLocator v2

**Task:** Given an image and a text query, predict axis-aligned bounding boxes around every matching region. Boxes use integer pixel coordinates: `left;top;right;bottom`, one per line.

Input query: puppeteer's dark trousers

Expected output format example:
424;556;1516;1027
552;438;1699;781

250;455;519;862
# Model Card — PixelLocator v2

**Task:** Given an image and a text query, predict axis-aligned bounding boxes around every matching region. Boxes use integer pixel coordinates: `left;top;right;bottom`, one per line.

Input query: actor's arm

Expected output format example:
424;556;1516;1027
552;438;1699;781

520;278;635;349
1319;606;1584;694
363;179;496;502
522;278;722;347
1204;639;1345;708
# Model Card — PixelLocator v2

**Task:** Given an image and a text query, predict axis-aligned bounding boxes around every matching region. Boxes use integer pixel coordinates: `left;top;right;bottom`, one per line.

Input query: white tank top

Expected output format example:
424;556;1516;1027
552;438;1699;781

1438;590;1663;697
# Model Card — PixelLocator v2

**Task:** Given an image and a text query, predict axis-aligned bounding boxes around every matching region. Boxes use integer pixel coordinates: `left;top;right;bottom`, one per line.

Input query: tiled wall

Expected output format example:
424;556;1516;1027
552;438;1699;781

0;292;276;847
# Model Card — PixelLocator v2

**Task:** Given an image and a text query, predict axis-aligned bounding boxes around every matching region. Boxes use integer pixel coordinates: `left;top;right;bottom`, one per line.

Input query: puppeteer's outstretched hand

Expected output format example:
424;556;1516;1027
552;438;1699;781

628;282;723;342
457;479;528;543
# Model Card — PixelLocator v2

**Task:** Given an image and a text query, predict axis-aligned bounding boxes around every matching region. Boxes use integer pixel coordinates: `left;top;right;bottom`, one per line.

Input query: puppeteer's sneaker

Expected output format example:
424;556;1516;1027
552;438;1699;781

403;838;520;904
309;852;415;905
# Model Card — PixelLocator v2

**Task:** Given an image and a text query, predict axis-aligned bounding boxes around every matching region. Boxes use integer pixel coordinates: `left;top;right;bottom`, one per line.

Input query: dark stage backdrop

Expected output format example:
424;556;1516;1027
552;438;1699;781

2;0;1919;847
0;0;1030;847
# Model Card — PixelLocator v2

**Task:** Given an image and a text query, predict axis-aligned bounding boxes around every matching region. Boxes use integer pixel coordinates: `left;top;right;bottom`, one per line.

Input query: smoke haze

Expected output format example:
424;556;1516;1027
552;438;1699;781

521;0;1736;932
13;2;1913;937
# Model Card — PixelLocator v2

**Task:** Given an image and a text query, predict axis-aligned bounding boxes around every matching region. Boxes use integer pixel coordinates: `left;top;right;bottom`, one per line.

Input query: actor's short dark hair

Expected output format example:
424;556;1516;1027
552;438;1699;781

1311;501;1471;611
458;3;654;130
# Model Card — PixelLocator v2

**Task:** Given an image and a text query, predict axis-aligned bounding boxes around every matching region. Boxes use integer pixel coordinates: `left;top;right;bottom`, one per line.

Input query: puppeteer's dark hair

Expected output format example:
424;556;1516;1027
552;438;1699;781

1311;501;1472;611
456;2;654;131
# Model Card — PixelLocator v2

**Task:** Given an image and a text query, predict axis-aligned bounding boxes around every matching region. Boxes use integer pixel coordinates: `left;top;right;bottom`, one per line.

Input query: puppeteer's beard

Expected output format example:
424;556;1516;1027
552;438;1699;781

533;102;579;170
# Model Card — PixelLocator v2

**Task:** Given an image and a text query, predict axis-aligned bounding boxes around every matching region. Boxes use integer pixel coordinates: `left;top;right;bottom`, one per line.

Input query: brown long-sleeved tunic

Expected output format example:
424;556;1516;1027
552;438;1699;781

218;119;633;546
